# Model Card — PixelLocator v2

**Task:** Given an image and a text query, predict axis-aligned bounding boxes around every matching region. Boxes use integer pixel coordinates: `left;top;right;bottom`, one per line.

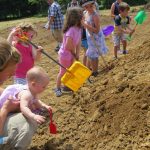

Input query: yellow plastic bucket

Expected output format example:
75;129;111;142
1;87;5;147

61;61;92;92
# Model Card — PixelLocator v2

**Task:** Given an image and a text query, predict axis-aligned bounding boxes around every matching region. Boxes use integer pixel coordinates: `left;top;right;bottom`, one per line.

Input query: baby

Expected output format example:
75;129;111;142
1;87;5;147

0;66;51;136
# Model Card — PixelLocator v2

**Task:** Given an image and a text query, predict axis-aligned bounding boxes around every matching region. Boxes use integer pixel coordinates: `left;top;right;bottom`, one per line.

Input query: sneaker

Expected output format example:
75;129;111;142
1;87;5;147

55;45;60;52
55;88;62;97
118;50;128;54
62;86;73;92
123;50;128;54
0;136;9;144
91;71;99;77
118;50;123;54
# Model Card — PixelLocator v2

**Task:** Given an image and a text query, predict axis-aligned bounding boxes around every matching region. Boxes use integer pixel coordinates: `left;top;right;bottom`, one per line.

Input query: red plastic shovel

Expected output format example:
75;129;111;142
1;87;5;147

49;109;57;134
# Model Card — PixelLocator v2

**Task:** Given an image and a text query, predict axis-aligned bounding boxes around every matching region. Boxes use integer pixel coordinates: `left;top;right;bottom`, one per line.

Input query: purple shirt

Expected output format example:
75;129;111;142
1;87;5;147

0;84;27;108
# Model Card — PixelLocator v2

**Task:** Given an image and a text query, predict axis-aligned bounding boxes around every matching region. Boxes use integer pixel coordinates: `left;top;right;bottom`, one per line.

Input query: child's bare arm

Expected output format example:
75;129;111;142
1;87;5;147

0;98;20;135
7;30;15;44
0;106;9;135
75;40;81;60
32;46;42;61
127;24;135;34
127;24;132;31
0;87;4;95
48;16;54;30
82;14;100;34
65;36;76;57
35;99;52;110
118;26;131;34
110;3;115;18
7;27;20;45
20;91;45;124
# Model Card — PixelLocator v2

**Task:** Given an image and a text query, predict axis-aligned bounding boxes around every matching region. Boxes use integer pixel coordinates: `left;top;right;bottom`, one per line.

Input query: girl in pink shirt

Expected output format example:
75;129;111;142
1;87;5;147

7;23;42;85
55;7;82;97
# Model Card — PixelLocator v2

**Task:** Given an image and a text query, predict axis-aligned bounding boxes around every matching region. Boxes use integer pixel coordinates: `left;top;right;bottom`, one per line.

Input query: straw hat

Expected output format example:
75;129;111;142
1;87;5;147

81;0;95;7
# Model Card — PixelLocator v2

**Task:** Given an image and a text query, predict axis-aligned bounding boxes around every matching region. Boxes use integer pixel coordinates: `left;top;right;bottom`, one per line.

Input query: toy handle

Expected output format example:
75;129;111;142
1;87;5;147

27;40;74;75
134;23;138;30
28;41;66;69
48;109;53;122
17;34;73;75
129;23;138;37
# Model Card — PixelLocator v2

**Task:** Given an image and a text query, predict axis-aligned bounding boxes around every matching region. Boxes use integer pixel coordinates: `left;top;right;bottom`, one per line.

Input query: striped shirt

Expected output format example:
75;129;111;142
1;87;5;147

48;1;64;30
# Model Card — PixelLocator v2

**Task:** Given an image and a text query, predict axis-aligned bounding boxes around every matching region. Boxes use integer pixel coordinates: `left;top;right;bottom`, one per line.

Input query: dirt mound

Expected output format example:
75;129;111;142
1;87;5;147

0;11;149;150
29;19;150;150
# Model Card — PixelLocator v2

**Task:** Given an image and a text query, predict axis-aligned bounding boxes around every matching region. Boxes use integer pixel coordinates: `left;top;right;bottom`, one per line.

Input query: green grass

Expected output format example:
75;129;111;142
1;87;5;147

0;17;46;30
0;5;144;31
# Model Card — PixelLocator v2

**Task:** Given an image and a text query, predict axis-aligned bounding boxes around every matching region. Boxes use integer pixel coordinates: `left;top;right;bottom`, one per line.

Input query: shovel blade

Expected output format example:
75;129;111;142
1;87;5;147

49;122;57;134
102;25;114;36
134;10;147;24
61;61;92;92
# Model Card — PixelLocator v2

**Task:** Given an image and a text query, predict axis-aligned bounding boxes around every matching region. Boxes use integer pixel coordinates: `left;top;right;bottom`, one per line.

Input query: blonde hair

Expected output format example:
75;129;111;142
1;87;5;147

0;39;21;71
26;66;50;83
17;22;37;36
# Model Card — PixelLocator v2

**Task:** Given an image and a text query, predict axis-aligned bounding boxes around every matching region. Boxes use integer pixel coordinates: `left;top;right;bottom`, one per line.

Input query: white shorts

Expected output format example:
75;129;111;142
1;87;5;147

112;34;127;46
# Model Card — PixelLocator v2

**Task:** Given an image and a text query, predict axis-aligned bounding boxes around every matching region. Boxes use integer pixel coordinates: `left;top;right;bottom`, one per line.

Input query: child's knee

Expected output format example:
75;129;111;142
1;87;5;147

122;40;127;44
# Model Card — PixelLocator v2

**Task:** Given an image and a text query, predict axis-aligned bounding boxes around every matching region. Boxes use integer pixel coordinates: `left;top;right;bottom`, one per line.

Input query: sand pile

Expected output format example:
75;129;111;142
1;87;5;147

29;32;150;150
0;11;149;150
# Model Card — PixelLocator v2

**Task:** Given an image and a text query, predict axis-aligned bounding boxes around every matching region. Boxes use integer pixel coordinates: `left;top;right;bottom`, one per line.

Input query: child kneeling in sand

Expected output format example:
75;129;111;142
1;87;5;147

0;66;52;139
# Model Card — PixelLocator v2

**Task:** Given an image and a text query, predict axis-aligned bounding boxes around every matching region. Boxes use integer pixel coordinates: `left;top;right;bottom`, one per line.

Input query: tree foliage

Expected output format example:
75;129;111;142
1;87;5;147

0;0;147;20
99;0;147;9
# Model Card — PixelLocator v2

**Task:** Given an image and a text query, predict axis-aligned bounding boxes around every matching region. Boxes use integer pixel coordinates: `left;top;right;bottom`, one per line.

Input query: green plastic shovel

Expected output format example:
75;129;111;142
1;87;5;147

126;10;147;41
134;10;147;25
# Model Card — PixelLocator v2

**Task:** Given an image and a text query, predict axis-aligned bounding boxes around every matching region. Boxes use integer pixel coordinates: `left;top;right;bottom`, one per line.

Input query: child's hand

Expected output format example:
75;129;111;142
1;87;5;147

33;46;42;61
131;29;135;34
36;46;43;52
2;97;20;112
33;114;45;124
81;19;86;28
45;105;52;111
36;46;43;59
9;27;22;44
129;29;135;37
10;27;21;36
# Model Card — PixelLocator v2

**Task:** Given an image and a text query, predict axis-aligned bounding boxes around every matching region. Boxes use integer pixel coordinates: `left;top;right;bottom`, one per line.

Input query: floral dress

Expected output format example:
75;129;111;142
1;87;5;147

85;11;108;59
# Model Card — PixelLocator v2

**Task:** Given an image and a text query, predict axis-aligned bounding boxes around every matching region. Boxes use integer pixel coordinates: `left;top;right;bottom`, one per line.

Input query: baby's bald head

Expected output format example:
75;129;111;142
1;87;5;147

26;66;50;84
